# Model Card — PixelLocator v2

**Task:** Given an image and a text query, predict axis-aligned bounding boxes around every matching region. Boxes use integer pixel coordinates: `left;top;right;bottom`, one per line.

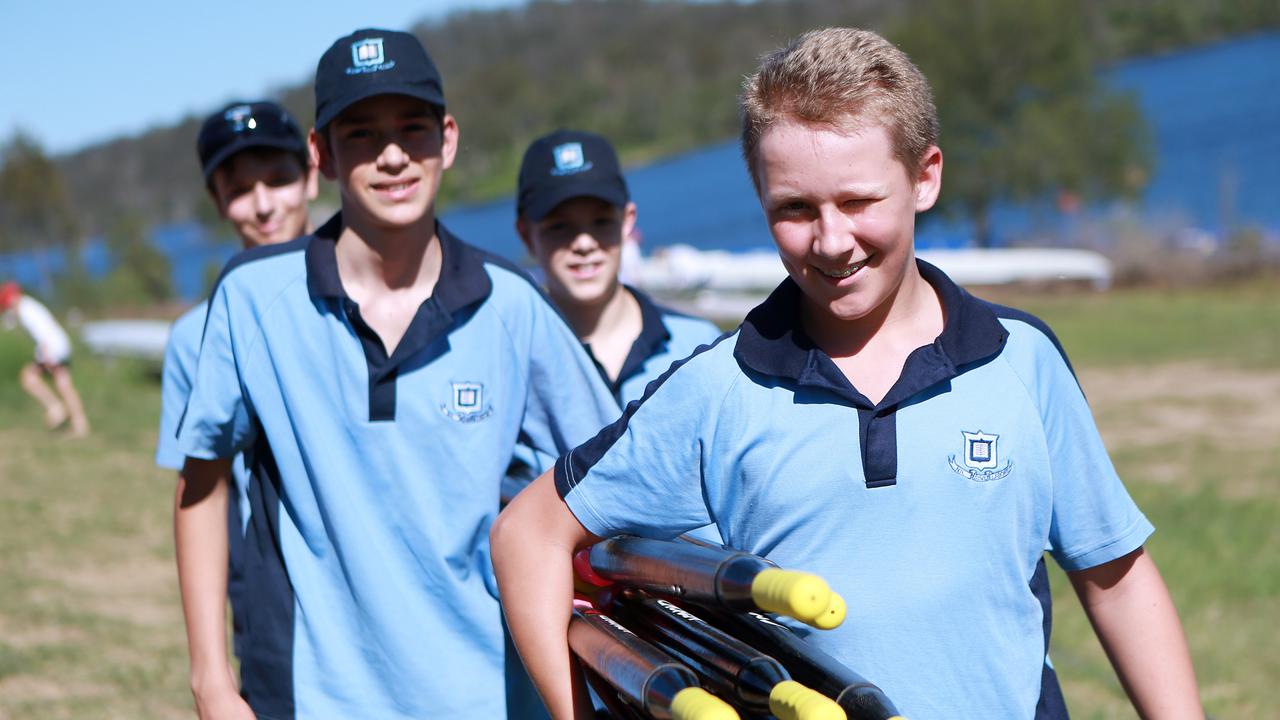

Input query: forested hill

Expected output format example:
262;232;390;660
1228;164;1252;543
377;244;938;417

39;0;1280;240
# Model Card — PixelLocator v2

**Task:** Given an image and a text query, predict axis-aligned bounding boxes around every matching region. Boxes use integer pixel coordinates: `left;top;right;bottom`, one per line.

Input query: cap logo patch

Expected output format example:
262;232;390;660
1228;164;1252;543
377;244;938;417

551;142;593;176
347;37;396;75
948;430;1013;482
442;381;493;423
224;105;255;132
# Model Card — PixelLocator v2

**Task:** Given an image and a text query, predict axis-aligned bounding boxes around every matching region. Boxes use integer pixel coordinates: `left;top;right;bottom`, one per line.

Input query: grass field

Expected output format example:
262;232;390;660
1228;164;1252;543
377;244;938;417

0;281;1276;719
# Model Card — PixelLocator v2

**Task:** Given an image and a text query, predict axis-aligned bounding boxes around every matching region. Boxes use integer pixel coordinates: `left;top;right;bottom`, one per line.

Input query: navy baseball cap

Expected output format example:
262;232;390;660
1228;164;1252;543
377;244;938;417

197;101;307;181
315;28;445;130
517;130;630;221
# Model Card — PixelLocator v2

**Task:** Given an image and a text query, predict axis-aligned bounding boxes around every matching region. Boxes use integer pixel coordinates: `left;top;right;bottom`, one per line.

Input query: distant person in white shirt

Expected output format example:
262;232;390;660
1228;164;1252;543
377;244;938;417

0;281;90;437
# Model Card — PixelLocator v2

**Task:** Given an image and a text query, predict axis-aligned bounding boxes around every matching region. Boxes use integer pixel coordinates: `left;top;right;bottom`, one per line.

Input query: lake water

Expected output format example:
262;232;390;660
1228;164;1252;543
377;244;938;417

4;33;1277;300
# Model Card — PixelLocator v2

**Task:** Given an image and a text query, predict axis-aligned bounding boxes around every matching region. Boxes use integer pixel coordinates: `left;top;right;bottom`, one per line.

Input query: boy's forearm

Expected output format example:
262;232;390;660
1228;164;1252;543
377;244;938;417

1069;547;1203;719
174;458;235;693
491;472;597;720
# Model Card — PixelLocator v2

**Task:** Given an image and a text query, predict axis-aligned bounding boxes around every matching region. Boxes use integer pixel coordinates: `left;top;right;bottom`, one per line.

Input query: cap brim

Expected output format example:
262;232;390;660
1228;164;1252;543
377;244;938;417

202;135;308;182
521;180;629;221
315;85;446;130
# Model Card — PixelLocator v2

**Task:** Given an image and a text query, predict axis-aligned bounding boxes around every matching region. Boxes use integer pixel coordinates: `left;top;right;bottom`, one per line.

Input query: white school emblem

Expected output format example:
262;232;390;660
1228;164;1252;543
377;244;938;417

948;430;1013;482
551;142;592;175
442;381;492;422
348;38;395;74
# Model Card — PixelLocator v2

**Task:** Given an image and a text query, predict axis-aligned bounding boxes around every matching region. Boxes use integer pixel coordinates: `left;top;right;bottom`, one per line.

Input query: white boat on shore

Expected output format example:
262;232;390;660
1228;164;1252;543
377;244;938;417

631;245;1113;321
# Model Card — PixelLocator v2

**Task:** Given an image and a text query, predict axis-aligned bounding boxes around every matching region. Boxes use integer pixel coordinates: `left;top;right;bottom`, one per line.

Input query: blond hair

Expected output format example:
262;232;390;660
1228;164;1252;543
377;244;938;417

740;28;939;181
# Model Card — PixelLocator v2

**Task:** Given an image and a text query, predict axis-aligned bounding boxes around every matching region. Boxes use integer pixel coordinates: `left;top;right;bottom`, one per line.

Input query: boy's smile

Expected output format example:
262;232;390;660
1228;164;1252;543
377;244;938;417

316;94;457;233
756;118;941;340
522;196;636;309
211;150;316;248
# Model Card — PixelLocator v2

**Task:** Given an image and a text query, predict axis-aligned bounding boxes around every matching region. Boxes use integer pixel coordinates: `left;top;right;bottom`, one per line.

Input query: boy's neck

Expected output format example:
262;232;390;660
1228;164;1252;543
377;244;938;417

561;284;642;381
335;212;442;294
804;262;944;404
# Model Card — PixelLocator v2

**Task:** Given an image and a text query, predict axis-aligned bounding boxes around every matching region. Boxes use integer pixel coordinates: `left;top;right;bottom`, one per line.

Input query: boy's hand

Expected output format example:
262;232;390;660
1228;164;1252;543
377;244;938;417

193;684;255;719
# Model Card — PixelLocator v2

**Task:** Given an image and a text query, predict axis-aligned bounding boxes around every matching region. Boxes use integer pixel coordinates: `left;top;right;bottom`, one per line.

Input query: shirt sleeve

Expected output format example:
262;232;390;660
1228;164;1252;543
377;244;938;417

176;284;257;460
154;317;196;470
1037;343;1154;571
515;297;619;494
555;347;723;539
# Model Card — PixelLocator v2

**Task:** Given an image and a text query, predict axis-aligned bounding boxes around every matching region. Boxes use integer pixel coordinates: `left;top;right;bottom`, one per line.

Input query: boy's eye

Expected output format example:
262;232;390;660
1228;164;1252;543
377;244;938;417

343;128;373;140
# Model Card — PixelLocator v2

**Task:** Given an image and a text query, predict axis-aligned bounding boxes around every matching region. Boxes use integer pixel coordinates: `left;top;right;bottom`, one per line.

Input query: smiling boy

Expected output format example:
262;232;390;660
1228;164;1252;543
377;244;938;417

173;29;616;719
492;28;1203;719
157;100;317;670
516;130;722;406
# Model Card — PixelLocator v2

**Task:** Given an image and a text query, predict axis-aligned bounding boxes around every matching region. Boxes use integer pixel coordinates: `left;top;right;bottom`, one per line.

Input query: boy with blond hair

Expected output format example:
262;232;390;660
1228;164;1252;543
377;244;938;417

492;28;1203;719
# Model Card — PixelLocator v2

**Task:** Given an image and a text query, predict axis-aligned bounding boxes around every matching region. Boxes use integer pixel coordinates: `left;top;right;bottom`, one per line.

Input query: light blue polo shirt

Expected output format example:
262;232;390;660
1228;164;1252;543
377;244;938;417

556;260;1152;720
156;303;252;659
177;214;618;720
597;287;723;406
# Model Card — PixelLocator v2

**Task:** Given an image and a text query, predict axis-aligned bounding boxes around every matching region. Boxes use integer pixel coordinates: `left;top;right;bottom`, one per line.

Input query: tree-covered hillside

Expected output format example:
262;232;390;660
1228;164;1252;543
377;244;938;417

4;0;1278;249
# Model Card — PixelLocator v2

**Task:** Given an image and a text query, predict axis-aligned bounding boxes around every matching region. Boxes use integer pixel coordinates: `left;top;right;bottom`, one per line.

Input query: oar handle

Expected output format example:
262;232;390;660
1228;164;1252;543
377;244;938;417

770;680;848;720
670;687;740;720
751;569;839;627
811;592;847;630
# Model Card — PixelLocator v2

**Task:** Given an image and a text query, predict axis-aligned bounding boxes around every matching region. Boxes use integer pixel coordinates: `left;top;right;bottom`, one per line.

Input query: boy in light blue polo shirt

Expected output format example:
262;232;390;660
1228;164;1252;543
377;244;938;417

516;129;722;407
156;99;316;663
492;28;1203;720
504;130;723;497
173;29;617;720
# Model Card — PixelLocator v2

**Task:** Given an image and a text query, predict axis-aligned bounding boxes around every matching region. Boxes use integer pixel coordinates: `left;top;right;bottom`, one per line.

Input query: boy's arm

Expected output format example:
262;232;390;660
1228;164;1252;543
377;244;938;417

174;457;254;719
1068;547;1203;719
491;470;598;720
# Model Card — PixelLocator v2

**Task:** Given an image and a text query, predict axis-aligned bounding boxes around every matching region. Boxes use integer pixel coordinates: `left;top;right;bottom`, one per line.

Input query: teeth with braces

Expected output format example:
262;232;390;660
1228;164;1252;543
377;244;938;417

820;259;867;278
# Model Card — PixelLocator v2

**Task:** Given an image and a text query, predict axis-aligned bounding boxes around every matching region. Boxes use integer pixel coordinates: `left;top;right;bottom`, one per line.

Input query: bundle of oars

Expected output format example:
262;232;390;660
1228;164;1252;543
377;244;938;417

569;536;907;720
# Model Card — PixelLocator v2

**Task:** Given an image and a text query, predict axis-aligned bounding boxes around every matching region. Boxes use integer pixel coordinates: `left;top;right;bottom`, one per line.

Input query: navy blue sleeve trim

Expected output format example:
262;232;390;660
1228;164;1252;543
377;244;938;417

984;301;1080;382
553;330;738;500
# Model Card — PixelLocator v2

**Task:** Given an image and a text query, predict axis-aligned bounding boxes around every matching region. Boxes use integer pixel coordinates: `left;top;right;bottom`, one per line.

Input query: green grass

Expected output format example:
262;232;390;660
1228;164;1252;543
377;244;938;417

998;279;1280;368
0;281;1277;718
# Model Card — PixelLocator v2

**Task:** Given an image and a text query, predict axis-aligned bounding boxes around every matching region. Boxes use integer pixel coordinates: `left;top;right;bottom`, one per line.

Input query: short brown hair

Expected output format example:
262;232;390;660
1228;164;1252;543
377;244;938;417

740;28;939;183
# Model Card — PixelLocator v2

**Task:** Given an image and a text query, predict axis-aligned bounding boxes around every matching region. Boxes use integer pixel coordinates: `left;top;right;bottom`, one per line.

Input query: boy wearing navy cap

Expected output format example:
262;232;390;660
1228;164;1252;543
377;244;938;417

493;28;1203;719
516;130;722;407
157;99;316;670
173;29;616;719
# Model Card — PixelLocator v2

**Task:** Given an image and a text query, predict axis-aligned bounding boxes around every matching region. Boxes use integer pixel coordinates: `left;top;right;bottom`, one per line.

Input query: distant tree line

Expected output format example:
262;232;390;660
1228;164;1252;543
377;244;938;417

1;0;1276;259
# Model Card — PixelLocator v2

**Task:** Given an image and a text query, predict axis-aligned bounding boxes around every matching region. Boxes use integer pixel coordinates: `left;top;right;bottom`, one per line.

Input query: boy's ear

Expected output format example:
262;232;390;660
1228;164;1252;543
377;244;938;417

439;113;460;171
205;179;229;220
621;201;638;240
913;145;943;212
310;127;336;181
515;216;533;252
304;160;320;201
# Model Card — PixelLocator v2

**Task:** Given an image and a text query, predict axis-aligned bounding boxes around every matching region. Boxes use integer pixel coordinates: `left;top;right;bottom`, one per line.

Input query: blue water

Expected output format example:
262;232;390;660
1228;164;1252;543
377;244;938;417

3;33;1277;300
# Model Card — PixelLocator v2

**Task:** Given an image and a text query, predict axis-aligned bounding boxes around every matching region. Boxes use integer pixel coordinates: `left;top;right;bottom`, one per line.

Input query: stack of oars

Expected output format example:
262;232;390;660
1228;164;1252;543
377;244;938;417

568;536;907;720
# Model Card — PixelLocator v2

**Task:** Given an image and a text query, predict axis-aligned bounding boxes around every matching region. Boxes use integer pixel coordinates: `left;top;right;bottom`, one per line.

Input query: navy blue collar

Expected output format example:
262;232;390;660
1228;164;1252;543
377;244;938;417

734;259;1007;409
304;213;492;314
616;286;672;382
303;213;493;380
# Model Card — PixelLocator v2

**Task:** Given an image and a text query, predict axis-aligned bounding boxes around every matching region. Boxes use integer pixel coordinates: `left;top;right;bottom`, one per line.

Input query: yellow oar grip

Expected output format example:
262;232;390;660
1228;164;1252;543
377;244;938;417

769;680;848;720
808;591;847;630
750;568;832;623
670;687;740;720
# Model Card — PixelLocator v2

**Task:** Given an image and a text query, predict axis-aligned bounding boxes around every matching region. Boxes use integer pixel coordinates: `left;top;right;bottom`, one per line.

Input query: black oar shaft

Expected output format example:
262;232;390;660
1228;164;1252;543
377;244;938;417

568;609;738;720
702;609;902;720
612;591;788;713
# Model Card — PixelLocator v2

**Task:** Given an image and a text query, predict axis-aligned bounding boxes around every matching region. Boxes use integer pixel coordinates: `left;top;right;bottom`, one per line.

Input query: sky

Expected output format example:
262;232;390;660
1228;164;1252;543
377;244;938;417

1;0;524;155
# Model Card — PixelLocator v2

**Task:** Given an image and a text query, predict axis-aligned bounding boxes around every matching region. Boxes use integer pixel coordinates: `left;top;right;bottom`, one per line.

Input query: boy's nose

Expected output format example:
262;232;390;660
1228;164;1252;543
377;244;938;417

253;183;273;217
569;230;599;253
811;205;856;258
378;141;409;172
